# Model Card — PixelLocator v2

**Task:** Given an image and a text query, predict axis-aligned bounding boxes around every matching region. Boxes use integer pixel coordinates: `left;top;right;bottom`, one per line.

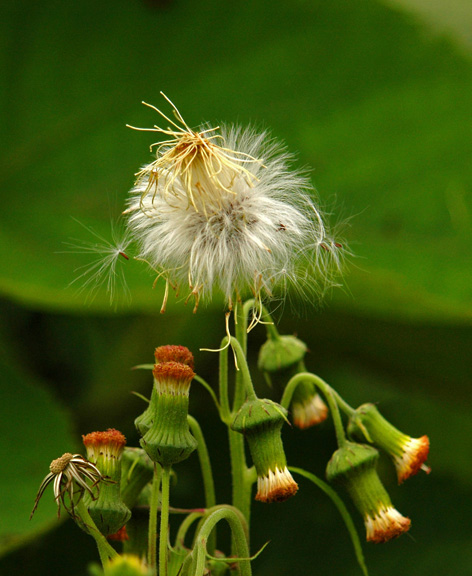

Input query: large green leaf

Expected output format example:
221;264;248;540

1;0;471;321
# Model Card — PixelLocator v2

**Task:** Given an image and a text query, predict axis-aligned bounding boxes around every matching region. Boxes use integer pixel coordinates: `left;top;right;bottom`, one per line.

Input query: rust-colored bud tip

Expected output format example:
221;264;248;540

82;428;127;448
154;345;194;368
153;361;195;382
396;435;430;484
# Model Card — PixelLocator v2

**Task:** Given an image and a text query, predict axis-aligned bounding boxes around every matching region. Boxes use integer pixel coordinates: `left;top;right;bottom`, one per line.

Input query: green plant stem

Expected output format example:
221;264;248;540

192;506;252;576
188;414;217;554
76;499;119;566
283;372;347;447
230;337;256;402
148;463;162;574
175;511;204;549
219;339;231;424
159;465;172;576
331;388;356;417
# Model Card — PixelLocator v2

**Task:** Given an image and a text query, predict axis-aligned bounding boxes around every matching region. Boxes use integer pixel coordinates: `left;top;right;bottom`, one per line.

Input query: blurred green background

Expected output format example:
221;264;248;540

1;0;471;574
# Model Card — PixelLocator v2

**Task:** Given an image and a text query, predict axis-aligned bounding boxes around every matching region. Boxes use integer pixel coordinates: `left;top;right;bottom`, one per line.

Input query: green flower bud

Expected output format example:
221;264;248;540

232;398;298;502
326;441;410;543
347;403;430;483
140;362;197;467
82;429;132;536
120;447;154;509
258;335;307;374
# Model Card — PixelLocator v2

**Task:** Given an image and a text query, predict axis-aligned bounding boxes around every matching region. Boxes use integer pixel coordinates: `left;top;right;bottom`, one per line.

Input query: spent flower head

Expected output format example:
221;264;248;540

125;93;346;314
30;453;104;520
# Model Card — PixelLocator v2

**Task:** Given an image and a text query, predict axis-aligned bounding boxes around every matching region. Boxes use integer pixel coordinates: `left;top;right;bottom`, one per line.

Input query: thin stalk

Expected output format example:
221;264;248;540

230;337;256;402
193;506;252;576
331;388;356;417
148;463;162;574
219;339;231;424
175;511;204;549
76;499;119;566
188;415;217;554
159;466;172;576
284;373;347;447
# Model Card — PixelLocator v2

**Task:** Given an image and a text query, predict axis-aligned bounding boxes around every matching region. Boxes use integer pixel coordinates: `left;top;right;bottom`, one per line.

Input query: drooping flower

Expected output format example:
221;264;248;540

291;385;328;429
347;403;430;483
125;94;344;313
231;398;298;503
30;453;104;519
326;441;411;543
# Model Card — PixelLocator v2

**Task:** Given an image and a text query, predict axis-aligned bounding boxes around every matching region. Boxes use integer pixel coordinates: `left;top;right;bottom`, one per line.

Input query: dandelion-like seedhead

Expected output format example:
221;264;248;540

125;95;346;314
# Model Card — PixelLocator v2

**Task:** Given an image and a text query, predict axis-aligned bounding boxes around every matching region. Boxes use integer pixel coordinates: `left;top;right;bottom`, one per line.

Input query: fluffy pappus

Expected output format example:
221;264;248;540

125;96;346;314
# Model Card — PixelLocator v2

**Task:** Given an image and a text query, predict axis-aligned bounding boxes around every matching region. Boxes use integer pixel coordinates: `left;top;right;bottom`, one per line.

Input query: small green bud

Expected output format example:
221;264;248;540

258;335;307;374
140;362;197;467
326;441;410;543
347;403;430;484
232;398;298;502
82;429;131;536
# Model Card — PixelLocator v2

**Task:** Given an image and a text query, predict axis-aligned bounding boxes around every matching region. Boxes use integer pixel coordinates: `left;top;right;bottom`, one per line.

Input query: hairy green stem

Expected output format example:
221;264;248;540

148;463;162;574
76;499;119;566
188;414;217;554
159;466;171;576
219;340;231;424
230;337;257;402
193;506;252;576
175;512;204;549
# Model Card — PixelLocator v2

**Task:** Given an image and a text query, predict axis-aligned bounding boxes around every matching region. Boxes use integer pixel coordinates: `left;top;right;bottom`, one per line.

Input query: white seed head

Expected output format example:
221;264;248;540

126;98;345;312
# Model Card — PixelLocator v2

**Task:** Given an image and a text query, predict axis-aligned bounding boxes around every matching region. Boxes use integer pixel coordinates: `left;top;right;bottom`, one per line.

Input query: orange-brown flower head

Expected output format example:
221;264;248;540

154;345;194;369
82;429;131;536
82;429;127;475
152;361;195;396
